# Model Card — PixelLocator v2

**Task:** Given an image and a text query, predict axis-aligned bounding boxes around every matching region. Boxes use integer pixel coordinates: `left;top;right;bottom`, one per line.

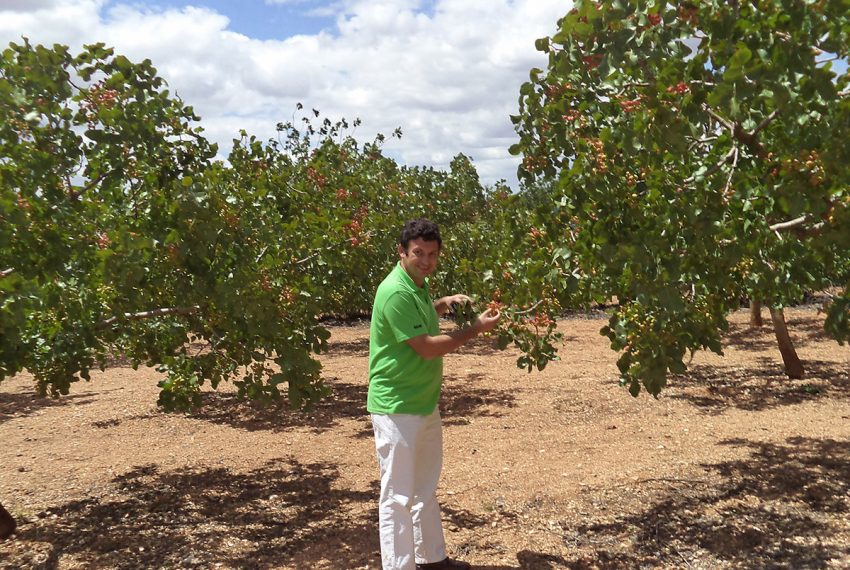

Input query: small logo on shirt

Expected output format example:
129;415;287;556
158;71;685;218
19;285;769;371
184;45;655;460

413;324;423;329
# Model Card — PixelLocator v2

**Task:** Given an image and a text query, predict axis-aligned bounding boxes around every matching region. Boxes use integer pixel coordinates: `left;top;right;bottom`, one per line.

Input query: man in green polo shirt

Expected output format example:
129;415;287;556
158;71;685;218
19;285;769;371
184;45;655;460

368;219;501;570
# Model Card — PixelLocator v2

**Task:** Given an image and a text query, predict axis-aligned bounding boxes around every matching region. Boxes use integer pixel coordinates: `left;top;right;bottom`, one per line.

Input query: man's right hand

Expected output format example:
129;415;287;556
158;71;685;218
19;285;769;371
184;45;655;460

406;307;502;360
474;308;501;333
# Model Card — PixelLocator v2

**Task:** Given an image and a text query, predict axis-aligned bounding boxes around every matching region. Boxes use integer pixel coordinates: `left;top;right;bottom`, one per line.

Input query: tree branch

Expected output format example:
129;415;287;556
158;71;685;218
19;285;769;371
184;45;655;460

0;268;14;278
692;135;719;145
775;30;833;57
687;135;718;152
98;305;200;329
684;146;738;184
723;146;739;194
733;122;766;158
700;107;775;163
511;299;545;316
816;55;841;64
614;82;650;98
752;109;780;136
702;105;734;131
768;215;825;239
769;215;808;231
69;168;120;200
255;246;269;264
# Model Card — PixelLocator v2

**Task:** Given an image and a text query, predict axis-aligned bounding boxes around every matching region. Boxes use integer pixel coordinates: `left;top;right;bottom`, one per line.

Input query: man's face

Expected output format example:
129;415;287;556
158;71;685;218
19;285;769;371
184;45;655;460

398;238;440;286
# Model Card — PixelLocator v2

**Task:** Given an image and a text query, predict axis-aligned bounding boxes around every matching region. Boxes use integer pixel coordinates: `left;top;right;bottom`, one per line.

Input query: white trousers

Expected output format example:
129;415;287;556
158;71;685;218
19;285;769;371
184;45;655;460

372;410;447;570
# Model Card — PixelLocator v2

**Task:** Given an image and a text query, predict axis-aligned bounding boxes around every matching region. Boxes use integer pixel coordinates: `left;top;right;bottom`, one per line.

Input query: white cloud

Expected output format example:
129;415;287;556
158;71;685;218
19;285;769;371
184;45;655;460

0;0;65;11
0;0;569;187
0;0;106;47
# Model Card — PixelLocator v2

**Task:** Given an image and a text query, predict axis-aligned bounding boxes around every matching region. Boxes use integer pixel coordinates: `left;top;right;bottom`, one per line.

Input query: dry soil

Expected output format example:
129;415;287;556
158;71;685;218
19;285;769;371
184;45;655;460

1;307;849;569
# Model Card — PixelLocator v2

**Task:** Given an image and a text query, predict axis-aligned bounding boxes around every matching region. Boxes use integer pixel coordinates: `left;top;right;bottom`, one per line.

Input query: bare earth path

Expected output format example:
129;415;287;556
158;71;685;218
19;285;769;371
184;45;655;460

1;307;849;569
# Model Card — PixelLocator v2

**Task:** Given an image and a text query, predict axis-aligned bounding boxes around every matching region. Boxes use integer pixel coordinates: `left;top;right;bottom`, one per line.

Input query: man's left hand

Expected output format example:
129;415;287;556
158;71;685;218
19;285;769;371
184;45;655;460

435;294;471;316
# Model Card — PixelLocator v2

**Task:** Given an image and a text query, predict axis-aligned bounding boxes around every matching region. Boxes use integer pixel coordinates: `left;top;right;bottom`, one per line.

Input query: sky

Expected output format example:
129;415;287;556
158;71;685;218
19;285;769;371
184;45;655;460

0;0;570;187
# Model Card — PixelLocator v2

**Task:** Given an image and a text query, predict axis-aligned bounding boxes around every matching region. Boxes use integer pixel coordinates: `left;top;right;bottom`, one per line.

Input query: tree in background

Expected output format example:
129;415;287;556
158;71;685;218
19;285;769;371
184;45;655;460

1;40;562;418
0;40;335;411
511;0;850;395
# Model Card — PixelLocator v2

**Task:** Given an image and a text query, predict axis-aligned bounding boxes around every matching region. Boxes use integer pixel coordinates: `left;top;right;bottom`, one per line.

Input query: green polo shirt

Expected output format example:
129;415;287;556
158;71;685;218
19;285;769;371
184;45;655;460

367;262;443;415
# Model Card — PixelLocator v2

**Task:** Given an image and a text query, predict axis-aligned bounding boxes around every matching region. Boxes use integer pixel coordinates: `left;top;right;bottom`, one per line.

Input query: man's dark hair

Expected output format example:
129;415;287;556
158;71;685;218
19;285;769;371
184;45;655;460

399;219;442;251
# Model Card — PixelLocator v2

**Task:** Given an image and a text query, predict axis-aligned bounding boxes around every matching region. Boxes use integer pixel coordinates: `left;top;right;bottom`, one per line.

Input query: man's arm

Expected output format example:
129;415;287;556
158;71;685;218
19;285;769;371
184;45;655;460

405;309;500;360
432;294;470;317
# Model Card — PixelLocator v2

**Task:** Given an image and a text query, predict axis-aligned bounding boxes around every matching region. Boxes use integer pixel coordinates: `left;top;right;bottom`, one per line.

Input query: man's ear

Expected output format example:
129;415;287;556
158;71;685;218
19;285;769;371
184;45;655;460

397;244;406;257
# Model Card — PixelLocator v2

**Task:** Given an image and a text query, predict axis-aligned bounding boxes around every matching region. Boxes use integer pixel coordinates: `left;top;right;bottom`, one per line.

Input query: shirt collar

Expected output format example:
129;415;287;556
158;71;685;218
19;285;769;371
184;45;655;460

395;262;429;293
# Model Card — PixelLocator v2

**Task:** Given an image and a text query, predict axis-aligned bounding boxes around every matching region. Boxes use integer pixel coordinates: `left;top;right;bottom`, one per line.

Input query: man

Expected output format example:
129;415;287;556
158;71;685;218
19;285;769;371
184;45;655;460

368;219;501;570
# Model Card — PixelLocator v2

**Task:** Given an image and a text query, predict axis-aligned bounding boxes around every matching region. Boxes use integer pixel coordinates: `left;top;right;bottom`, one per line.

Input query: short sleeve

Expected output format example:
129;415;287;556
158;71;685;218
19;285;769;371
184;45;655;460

383;291;429;343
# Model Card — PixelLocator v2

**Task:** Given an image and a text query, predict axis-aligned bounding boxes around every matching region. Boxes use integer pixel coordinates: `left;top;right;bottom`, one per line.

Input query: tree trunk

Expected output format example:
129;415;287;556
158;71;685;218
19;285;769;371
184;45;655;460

769;307;804;379
749;299;763;327
0;502;15;539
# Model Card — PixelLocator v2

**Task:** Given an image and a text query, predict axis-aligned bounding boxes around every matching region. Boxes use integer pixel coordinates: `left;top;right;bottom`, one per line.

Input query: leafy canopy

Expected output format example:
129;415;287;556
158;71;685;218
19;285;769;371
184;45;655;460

1;40;562;410
511;0;850;395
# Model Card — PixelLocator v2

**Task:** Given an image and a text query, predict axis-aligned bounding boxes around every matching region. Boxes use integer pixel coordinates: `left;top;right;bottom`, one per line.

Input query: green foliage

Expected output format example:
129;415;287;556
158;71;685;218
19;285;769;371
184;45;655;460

824;290;850;344
1;41;566;411
450;295;563;373
7;13;848;412
451;300;477;328
0;41;338;410
512;0;850;395
498;308;562;373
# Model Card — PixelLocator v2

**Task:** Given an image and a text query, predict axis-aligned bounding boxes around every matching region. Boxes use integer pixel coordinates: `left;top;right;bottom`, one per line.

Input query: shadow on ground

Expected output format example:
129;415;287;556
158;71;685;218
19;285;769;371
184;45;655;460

1;459;380;570
188;377;369;434
670;359;850;414
7;437;846;569
185;371;517;435
324;336;370;357
441;505;572;570
721;312;833;353
468;551;572;570
0;392;97;424
560;436;850;569
440;374;517;427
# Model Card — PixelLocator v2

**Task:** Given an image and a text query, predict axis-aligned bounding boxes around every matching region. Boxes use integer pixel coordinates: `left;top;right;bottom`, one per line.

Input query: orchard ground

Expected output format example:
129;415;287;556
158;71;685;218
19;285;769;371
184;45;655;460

1;307;849;570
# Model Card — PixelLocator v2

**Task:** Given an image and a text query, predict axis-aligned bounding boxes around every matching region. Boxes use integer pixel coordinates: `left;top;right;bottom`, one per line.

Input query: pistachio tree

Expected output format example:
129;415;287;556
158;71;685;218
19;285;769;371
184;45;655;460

0;40;337;411
511;0;850;395
1;39;564;419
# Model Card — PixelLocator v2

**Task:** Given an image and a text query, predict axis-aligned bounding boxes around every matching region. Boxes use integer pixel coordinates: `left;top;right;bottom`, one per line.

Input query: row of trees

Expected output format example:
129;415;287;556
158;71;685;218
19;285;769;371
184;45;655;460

0;40;560;413
2;0;848;413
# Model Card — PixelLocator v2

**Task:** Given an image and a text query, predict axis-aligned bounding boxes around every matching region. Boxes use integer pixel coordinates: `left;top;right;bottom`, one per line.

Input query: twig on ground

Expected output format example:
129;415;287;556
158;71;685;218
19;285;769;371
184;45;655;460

443;481;483;500
636;477;707;485
674;545;695;569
